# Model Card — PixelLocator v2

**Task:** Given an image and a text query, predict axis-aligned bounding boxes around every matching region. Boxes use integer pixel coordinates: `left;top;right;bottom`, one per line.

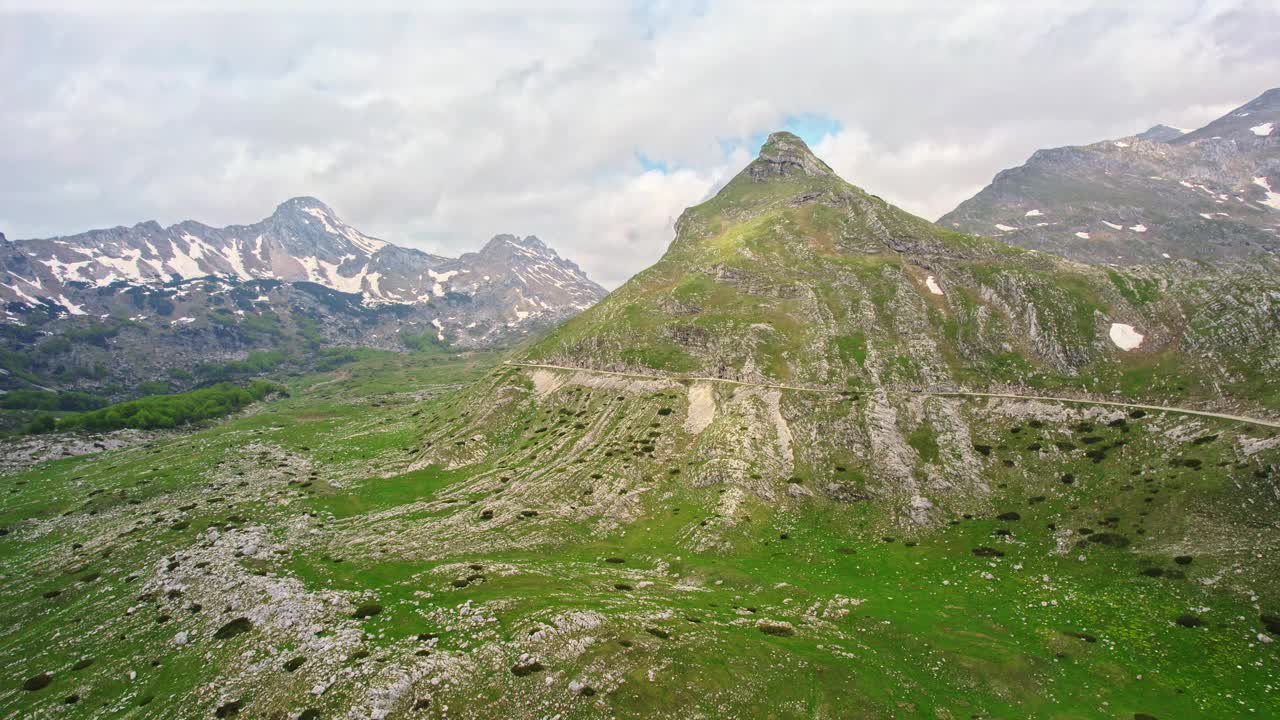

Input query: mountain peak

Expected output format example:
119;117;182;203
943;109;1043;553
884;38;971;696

746;131;836;181
480;234;551;255
273;196;335;218
1135;124;1185;143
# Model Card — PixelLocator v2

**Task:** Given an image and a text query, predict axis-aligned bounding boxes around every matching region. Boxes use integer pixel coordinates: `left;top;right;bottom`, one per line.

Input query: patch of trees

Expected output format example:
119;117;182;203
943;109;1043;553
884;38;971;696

26;380;285;434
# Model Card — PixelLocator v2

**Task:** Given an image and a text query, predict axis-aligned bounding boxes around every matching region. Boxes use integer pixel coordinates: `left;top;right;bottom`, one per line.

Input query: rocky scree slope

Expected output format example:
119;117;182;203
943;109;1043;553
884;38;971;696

939;87;1280;267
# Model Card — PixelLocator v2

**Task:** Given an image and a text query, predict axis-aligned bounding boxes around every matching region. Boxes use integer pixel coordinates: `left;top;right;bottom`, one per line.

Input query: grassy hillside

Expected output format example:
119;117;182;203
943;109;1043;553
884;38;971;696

2;133;1277;719
1;350;1276;718
528;134;1280;413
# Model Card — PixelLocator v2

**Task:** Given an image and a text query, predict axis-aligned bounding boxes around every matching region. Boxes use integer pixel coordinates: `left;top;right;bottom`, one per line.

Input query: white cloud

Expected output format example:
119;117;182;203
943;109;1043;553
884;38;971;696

2;1;1279;287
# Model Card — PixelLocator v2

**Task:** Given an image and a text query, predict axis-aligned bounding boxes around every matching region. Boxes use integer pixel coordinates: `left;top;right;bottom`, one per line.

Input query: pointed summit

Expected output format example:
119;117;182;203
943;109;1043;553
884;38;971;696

1134;124;1185;143
479;234;551;255
745;131;836;181
273;196;335;218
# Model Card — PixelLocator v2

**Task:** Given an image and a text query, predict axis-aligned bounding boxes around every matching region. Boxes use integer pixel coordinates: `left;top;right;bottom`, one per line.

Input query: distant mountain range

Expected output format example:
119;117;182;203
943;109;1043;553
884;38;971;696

0;197;605;340
0;199;605;398
940;88;1280;267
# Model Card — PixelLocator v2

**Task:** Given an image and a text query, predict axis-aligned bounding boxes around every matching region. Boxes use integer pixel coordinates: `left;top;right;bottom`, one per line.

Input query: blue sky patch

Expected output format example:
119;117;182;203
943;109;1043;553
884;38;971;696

635;151;672;174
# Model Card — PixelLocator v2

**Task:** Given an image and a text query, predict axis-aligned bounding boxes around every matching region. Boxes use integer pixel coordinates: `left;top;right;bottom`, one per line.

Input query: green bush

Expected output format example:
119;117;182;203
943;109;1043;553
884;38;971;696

135;380;173;396
25;414;57;433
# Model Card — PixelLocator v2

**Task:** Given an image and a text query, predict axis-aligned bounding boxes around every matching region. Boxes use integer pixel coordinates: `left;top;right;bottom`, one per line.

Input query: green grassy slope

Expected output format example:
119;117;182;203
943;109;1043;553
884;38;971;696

3;133;1278;719
2;351;1277;718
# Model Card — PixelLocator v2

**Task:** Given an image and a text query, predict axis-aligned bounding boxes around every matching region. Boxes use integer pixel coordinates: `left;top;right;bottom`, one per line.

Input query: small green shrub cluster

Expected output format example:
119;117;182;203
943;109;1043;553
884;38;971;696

195;350;288;381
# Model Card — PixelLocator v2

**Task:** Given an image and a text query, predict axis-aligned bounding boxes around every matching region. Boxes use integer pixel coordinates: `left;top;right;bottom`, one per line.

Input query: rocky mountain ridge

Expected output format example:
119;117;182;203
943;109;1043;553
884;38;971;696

0;197;606;343
939;87;1280;267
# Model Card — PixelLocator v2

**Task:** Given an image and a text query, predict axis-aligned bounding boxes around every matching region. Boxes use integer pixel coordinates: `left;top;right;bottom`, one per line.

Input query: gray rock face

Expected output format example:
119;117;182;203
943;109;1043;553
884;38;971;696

939;88;1280;268
0;198;606;345
748;131;837;180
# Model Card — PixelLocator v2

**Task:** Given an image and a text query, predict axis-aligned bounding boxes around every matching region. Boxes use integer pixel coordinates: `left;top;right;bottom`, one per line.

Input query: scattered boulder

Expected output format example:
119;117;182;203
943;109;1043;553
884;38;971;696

756;620;796;637
569;679;596;696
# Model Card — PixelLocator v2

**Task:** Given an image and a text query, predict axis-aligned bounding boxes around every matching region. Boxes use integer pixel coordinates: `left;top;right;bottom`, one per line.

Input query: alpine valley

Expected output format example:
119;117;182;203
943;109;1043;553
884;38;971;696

2;130;1279;720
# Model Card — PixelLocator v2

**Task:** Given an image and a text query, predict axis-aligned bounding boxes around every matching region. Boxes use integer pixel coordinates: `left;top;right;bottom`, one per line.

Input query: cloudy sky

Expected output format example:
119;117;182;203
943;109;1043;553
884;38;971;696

3;1;1280;287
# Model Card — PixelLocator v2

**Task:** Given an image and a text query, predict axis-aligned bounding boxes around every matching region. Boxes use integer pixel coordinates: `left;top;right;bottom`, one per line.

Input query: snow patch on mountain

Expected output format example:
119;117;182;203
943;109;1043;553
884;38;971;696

1108;323;1144;351
428;269;460;297
57;294;86;315
1253;177;1280;210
